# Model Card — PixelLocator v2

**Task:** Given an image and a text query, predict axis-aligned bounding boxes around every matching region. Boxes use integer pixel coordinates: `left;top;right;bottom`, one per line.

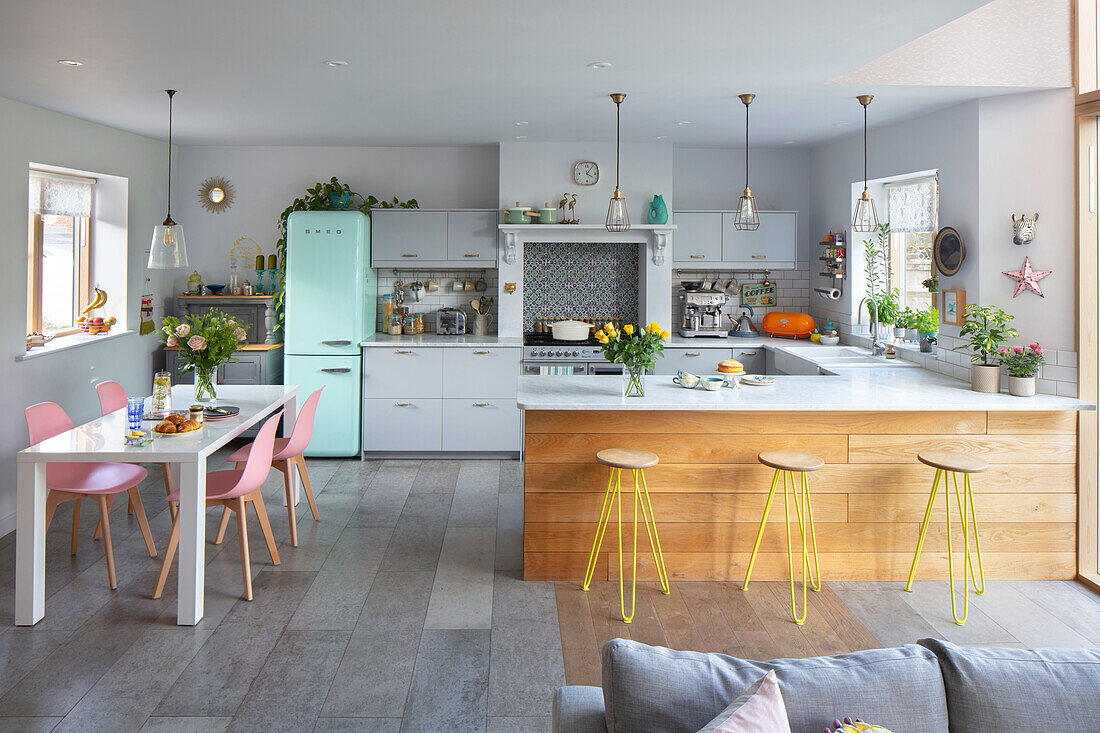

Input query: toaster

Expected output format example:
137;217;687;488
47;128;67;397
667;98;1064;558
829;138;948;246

760;312;817;338
436;307;466;335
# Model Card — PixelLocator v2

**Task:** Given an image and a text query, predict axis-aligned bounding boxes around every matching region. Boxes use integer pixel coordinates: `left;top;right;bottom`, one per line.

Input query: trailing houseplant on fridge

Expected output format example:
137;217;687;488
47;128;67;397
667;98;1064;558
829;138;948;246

954;304;1017;393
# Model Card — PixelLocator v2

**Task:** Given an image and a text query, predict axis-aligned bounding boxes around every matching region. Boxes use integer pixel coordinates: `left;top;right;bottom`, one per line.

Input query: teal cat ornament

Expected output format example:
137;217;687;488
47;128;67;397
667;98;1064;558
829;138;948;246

647;194;669;224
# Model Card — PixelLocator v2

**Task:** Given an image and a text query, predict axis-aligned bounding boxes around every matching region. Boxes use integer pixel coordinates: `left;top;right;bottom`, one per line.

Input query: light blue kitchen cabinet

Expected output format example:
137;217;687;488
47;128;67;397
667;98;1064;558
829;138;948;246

362;347;444;399
722;211;797;269
362;398;443;452
442;398;520;452
672;212;724;264
370;210;447;264
654;347;733;375
446;211;498;264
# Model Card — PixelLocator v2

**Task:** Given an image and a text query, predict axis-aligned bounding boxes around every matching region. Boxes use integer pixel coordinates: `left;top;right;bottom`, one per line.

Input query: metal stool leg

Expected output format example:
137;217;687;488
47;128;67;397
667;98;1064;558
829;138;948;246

616;469;640;624
964;473;985;594
636;469;670;595
945;471;971;625
905;469;943;592
582;467;618;591
789;470;821;592
783;470;817;625
742;469;782;590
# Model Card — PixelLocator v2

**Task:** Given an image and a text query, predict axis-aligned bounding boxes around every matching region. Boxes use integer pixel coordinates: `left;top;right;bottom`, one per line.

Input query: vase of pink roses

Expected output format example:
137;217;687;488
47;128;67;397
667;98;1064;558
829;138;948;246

998;342;1045;397
161;310;248;402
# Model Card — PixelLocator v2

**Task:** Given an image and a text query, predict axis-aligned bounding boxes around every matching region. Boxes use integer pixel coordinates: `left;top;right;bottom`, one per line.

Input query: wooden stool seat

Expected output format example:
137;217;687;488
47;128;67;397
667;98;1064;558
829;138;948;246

596;448;659;470
758;450;825;472
917;451;988;474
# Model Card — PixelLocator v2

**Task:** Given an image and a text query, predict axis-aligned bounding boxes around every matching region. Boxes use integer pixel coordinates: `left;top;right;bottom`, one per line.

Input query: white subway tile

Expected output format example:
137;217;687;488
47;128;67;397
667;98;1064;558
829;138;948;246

1057;350;1078;367
1041;364;1077;383
1036;378;1057;394
1056;381;1079;397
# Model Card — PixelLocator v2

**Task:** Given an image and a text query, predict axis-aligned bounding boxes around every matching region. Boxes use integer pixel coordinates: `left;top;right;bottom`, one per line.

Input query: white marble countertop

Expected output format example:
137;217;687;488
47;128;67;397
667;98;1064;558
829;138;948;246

516;372;1095;411
361;333;523;348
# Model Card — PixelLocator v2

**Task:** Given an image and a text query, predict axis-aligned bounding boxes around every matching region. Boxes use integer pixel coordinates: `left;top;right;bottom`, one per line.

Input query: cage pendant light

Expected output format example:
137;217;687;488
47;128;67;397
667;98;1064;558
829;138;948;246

148;89;189;269
851;93;878;233
733;93;761;231
605;93;630;232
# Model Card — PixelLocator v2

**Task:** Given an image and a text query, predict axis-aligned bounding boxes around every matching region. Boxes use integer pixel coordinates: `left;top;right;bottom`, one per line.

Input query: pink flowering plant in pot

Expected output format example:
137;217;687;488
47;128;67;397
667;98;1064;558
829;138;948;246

160;310;248;402
998;343;1045;397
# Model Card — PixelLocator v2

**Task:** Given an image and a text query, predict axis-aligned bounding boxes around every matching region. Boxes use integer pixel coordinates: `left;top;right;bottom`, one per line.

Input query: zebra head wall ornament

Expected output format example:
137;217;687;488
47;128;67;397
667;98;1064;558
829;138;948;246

1012;213;1038;245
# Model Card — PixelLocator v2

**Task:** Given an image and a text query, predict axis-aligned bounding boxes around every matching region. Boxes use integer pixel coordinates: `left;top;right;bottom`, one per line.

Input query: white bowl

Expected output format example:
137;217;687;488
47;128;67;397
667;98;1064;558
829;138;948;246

819;335;840;346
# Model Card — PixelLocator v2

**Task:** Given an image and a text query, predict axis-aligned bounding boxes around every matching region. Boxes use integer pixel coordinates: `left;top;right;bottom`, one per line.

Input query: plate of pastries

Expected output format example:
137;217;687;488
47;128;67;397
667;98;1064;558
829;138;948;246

152;413;202;435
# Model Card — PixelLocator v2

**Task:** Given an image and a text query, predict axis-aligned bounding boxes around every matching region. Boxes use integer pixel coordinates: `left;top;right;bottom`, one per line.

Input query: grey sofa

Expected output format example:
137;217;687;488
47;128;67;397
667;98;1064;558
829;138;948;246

552;638;1100;733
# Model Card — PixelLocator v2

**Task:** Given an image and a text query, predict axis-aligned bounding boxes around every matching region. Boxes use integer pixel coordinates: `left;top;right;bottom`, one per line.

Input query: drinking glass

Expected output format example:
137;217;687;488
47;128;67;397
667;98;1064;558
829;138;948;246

127;397;144;431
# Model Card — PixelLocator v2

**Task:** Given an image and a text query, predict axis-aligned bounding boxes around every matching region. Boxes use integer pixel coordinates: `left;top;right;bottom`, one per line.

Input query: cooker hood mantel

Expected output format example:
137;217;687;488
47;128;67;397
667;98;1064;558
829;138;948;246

497;223;676;266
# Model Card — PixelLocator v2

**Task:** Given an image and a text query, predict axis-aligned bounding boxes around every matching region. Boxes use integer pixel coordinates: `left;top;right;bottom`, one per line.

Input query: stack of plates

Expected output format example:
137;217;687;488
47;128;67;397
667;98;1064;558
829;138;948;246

203;405;240;422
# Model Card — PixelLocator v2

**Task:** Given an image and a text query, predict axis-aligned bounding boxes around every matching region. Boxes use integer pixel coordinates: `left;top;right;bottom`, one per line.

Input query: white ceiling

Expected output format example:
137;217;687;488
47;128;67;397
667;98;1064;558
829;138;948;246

0;0;1067;148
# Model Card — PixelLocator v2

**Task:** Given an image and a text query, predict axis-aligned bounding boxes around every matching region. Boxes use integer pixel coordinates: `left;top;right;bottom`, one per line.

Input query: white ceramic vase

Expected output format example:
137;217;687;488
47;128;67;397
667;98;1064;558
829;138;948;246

971;364;1002;394
1008;374;1036;397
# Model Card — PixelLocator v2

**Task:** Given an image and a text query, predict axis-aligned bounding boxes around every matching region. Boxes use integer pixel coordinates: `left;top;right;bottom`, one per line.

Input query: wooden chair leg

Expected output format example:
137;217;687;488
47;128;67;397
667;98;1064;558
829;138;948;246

153;514;180;599
160;463;177;522
128;487;157;557
236;498;253;601
95;495;117;590
127;496;134;515
70;497;81;555
44;491;64;533
214;507;232;545
93;494;114;540
295;455;320;522
281;462;298;548
250;491;281;565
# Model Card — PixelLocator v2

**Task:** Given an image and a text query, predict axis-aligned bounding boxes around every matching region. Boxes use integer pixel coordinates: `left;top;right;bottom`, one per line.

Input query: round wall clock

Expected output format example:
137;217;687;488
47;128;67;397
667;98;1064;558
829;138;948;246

933;226;966;276
573;161;599;186
198;176;235;214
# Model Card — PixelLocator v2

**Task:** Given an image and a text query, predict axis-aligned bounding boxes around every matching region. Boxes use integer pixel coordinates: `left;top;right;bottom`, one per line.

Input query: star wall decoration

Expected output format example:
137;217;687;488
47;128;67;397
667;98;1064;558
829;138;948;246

1002;256;1051;297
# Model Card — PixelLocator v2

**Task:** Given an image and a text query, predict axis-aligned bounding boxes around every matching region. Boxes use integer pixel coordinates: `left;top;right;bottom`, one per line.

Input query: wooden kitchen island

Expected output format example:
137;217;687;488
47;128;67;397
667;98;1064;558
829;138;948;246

517;372;1093;583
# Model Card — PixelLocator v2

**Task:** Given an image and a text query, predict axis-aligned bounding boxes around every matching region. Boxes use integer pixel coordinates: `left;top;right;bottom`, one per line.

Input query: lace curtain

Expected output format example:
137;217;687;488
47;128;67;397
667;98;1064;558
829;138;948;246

28;174;93;217
887;179;937;233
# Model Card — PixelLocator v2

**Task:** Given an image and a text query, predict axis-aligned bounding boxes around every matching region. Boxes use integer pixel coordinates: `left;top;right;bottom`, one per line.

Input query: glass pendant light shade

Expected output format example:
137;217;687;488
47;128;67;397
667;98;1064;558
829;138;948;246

851;93;879;233
148;89;188;269
733;93;760;231
606;93;630;232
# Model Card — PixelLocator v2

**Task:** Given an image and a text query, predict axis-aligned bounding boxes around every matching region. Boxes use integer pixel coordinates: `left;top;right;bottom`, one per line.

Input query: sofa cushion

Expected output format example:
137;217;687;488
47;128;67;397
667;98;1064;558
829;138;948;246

601;639;948;733
918;638;1100;731
695;671;790;733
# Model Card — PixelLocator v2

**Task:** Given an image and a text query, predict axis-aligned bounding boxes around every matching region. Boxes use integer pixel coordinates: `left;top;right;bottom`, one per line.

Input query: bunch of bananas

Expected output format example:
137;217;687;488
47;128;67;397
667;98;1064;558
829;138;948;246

81;287;108;314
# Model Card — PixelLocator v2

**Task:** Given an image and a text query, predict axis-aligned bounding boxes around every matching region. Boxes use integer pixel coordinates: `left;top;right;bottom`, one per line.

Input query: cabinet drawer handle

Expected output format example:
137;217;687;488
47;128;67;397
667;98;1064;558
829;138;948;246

401;253;418;258
321;368;351;374
689;254;706;259
472;350;490;355
685;352;701;356
472;402;491;407
751;254;767;259
322;340;351;346
394;350;414;354
738;351;758;356
394;402;413;407
463;253;480;257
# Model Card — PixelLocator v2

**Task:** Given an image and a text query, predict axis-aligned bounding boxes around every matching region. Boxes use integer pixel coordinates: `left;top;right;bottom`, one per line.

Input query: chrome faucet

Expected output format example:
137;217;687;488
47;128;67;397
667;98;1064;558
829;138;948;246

857;296;887;357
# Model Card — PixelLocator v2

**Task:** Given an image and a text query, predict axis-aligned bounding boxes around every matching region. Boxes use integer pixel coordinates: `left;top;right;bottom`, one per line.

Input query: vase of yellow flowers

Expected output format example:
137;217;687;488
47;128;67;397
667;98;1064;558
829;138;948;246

595;321;670;397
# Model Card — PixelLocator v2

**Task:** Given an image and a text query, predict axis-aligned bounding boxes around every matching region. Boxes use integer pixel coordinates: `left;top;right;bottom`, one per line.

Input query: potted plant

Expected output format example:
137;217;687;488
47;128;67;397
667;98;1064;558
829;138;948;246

999;343;1045;397
916;307;939;353
898;307;919;342
595;321;670;397
161;310;249;402
922;274;939;294
954;304;1017;393
875;290;900;338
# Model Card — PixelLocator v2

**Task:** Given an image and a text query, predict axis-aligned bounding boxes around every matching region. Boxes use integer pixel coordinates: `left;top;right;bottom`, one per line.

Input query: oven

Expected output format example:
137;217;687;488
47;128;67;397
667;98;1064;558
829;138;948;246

521;361;625;376
522;337;625;376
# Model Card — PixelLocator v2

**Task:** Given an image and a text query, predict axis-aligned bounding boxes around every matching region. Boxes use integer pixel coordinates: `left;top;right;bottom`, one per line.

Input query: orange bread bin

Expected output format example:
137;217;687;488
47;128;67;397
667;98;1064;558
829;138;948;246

760;312;817;338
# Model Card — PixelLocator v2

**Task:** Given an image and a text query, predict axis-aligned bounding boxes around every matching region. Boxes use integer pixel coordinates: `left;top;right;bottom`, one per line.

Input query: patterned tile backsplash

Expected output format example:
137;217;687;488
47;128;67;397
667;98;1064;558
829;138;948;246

522;242;639;331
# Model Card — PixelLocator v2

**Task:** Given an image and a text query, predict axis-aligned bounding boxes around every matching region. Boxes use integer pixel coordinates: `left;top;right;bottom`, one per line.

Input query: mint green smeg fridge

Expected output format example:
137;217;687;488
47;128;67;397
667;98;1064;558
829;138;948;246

284;211;375;456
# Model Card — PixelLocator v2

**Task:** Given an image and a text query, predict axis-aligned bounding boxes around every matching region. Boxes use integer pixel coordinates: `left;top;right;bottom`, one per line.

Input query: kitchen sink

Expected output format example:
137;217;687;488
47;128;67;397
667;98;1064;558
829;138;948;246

779;344;921;369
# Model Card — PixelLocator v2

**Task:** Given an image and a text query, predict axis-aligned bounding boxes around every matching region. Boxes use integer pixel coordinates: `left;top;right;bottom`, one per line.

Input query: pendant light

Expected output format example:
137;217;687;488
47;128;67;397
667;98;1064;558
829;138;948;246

148;89;189;269
851;93;878;233
605;93;630;232
733;93;760;231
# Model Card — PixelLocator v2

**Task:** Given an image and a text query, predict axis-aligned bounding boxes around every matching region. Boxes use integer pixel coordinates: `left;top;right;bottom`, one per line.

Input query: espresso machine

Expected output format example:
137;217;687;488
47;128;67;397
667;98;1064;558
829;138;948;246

678;289;730;337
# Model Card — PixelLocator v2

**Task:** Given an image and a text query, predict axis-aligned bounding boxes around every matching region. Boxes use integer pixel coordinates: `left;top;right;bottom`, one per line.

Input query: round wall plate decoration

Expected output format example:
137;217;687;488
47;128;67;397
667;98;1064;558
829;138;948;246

198;176;235;214
933;226;965;276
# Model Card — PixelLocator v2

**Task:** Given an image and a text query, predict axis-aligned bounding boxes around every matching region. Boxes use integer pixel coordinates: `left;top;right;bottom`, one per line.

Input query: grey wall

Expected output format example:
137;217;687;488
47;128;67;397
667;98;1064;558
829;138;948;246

0;95;171;532
175;145;500;288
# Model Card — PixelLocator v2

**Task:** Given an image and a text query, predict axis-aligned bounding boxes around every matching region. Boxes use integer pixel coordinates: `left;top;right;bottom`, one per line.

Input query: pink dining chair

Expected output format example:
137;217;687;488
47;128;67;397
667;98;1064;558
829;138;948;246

25;402;157;590
153;411;283;602
214;387;324;548
94;380;178;529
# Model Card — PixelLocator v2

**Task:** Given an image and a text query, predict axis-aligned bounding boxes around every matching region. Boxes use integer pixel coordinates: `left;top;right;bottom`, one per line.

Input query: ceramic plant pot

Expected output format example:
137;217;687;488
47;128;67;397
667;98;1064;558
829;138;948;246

905;328;919;342
1008;374;1036;397
970;364;1002;394
893;327;904;339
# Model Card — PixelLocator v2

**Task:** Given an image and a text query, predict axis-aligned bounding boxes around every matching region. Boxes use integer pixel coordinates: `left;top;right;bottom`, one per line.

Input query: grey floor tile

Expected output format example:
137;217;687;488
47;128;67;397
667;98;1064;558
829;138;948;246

495;494;523;572
321;571;434;718
140;717;232;732
0;628;73;699
411;461;461;494
54;628;214;733
830;586;937;648
228;630;351;733
263;493;360;572
487;717;552;733
379;493;452;572
322;460;381;496
288;527;392;631
449;461;501;527
313;719;401;733
0;718;62;732
424;527;495;630
1018;580;1100;643
969;582;1093;647
346;466;418;528
895;581;1017;645
400;629;489;733
499;461;523;495
487;571;565;717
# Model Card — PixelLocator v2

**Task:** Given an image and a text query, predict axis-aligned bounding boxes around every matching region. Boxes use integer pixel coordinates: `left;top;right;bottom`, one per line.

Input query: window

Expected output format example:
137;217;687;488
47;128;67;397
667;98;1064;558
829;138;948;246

886;178;938;311
27;170;94;336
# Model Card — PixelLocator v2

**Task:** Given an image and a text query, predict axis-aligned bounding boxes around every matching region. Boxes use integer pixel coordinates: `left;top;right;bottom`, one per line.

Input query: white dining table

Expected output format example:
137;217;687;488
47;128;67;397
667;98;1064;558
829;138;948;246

16;384;300;626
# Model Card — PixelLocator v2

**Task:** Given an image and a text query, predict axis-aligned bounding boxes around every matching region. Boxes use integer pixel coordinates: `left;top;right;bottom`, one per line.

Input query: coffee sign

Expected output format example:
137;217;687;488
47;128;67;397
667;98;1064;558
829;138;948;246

741;282;777;306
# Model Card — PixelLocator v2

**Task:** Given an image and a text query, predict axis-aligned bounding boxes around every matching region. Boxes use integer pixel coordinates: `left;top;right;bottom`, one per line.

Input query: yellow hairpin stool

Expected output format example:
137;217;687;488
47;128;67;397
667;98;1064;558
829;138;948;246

905;450;987;625
742;450;824;625
581;448;670;623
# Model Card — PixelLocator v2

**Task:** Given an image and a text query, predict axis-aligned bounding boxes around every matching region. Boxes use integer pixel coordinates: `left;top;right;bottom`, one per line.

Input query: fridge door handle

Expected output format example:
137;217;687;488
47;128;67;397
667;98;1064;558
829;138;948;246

321;368;352;374
321;340;352;346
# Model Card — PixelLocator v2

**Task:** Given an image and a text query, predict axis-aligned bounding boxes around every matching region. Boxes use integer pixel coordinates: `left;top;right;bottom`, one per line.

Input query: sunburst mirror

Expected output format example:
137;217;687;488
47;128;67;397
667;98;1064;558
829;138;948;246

198;176;235;214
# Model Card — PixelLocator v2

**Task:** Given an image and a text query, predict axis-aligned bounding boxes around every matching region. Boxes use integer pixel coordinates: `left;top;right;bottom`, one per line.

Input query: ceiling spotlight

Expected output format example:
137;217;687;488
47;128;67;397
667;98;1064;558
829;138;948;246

57;59;83;67
514;121;528;126
323;60;349;67
676;121;693;126
514;135;527;139
835;121;850;127
655;135;669;140
587;61;612;69
784;140;796;145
